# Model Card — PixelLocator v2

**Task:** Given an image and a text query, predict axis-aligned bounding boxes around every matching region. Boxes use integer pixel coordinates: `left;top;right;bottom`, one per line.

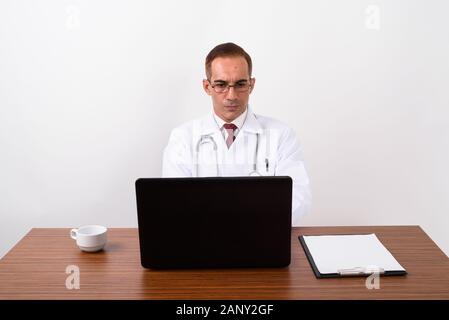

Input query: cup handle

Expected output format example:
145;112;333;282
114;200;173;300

70;229;78;240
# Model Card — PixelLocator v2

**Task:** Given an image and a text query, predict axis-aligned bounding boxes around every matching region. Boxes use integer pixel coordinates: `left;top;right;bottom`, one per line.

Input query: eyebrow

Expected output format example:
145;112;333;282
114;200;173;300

213;79;248;84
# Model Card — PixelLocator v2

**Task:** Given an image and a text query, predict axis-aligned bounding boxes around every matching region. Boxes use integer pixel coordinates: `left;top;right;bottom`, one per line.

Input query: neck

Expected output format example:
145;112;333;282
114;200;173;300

214;106;248;123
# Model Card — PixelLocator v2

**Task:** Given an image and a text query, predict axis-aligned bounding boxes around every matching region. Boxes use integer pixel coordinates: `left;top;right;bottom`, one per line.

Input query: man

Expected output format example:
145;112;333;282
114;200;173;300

162;42;311;225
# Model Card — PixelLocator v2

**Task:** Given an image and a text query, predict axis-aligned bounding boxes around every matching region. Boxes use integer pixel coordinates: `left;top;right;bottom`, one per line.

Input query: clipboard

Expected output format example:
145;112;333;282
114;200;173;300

298;234;407;278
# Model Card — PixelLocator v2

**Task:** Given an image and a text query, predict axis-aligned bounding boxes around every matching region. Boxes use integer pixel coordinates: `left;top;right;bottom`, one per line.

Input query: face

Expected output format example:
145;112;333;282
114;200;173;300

203;56;255;122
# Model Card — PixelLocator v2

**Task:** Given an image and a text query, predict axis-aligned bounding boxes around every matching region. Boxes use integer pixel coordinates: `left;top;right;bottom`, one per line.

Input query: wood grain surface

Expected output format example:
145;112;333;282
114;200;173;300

0;226;448;299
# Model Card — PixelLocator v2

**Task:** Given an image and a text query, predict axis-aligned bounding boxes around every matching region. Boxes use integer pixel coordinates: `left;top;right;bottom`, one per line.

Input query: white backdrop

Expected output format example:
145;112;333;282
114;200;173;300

1;0;448;258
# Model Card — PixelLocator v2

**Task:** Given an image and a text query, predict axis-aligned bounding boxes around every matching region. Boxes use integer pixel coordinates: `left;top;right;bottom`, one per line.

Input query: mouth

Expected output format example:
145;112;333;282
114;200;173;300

224;105;239;111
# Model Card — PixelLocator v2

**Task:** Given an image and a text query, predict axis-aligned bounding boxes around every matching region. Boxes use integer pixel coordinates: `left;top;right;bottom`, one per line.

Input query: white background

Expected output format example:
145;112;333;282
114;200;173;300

1;0;448;258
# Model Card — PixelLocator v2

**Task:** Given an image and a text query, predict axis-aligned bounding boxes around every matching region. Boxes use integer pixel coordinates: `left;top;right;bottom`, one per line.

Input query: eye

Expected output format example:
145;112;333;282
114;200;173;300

214;83;227;89
236;82;247;88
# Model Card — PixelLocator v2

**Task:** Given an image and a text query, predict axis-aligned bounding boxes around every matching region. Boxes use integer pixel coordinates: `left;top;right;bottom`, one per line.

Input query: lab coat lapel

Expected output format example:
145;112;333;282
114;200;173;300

199;112;219;136
197;113;225;165
242;108;263;134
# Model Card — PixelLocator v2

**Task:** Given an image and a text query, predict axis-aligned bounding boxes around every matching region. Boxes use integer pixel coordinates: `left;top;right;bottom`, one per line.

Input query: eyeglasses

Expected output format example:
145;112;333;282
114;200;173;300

208;79;252;93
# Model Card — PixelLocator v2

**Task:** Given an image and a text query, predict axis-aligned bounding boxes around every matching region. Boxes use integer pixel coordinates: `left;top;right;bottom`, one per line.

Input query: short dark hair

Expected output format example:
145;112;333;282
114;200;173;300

205;42;252;79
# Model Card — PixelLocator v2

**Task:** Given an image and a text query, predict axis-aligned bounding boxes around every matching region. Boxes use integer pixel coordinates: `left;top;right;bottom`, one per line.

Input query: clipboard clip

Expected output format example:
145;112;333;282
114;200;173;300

338;266;385;276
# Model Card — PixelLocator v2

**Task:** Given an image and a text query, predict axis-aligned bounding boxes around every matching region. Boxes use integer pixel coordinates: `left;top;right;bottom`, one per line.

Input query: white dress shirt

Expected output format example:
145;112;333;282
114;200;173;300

213;107;248;142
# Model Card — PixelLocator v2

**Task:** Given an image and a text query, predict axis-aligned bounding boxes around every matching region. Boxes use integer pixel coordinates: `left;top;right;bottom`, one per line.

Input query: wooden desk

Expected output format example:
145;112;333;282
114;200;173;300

0;226;448;300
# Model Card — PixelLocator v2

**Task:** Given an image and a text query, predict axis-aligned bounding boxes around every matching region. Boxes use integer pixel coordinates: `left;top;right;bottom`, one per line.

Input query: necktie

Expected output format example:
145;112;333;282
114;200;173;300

223;123;238;148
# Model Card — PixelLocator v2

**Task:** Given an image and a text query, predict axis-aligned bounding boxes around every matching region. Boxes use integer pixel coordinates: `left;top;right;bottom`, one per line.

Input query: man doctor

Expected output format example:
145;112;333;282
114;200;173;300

162;42;311;225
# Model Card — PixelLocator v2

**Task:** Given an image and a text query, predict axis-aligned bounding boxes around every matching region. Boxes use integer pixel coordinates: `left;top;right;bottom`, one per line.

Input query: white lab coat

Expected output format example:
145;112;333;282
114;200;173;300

162;107;311;225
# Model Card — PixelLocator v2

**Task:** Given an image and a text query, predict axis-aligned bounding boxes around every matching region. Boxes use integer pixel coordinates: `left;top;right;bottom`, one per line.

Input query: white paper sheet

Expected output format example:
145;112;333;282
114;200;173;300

302;234;406;275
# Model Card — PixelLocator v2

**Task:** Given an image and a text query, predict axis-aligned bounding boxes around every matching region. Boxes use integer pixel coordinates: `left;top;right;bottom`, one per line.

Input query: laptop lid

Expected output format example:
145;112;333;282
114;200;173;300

135;176;292;269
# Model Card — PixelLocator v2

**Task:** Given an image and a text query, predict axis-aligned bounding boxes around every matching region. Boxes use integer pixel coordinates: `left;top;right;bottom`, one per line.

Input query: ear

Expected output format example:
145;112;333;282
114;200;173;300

203;79;212;96
249;77;256;94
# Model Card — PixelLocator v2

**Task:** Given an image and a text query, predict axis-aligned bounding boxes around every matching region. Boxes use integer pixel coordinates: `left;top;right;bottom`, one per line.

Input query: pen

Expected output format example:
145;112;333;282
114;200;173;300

338;266;385;276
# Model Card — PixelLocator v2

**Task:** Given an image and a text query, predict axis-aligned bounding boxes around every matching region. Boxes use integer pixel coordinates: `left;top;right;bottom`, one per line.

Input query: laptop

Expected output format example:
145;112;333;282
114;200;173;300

135;176;292;269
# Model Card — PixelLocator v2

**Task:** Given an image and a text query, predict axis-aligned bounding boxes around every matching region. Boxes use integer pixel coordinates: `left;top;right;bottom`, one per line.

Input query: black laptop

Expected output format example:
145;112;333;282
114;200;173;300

135;176;292;269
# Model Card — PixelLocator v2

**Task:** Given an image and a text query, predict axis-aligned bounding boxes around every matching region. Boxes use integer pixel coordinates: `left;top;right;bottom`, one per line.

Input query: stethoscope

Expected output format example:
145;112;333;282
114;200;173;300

195;131;269;177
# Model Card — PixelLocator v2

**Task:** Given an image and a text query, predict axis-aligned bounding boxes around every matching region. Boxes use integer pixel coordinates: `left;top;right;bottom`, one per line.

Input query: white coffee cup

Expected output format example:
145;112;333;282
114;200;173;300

70;225;107;252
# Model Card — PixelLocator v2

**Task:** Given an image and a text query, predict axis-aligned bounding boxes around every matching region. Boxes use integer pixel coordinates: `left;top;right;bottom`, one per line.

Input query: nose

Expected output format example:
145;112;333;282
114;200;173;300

225;86;237;99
